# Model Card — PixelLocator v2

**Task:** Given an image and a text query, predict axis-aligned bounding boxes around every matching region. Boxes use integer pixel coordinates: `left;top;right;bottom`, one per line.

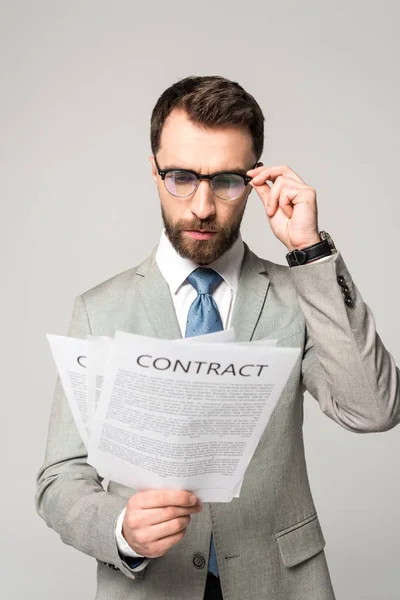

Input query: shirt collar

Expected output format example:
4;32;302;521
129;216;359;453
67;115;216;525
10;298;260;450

156;230;245;295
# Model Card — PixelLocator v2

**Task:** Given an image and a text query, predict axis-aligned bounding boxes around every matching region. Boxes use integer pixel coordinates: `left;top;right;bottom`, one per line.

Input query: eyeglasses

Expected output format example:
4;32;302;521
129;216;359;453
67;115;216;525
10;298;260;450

154;156;257;202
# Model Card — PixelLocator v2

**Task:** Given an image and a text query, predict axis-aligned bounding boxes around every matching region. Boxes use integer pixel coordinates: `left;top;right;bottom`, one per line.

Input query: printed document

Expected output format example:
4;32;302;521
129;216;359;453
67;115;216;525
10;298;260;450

48;330;300;502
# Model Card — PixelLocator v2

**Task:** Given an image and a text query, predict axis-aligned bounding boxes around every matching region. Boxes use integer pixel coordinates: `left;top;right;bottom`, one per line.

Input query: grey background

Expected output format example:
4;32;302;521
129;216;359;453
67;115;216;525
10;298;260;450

1;1;399;598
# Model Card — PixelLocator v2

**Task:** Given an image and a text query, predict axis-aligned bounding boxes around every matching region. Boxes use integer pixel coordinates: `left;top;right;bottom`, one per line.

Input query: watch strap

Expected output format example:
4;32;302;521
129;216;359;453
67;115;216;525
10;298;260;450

286;238;332;267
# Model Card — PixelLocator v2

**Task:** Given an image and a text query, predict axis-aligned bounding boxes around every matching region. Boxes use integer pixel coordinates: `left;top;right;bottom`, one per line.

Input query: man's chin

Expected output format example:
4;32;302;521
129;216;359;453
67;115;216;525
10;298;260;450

172;233;223;264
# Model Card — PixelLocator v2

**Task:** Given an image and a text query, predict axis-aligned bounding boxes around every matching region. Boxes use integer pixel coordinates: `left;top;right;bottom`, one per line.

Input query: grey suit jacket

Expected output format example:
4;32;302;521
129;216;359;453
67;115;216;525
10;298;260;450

36;244;400;600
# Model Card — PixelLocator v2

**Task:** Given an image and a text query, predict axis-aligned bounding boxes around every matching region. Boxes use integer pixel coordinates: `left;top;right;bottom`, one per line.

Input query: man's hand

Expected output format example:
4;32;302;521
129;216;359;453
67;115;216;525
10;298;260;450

122;490;203;558
247;164;320;252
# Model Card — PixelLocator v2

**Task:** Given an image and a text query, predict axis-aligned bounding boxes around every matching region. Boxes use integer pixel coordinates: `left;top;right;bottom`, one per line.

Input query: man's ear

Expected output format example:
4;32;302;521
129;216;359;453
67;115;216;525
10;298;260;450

149;156;158;185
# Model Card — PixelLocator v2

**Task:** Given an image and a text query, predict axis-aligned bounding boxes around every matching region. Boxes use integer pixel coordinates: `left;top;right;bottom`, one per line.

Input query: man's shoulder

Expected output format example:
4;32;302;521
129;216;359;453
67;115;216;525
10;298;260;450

259;255;289;276
244;244;291;282
80;249;156;307
243;245;299;311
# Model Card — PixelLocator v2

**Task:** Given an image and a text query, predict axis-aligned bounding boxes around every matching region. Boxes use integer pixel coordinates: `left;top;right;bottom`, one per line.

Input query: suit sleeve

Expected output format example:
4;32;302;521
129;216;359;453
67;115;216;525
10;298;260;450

35;295;148;580
291;252;400;433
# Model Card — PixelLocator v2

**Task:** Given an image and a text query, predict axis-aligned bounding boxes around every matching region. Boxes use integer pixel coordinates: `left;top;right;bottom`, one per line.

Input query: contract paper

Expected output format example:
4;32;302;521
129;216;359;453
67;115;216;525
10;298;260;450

88;332;300;502
47;330;235;447
47;334;90;448
86;330;237;427
47;330;300;502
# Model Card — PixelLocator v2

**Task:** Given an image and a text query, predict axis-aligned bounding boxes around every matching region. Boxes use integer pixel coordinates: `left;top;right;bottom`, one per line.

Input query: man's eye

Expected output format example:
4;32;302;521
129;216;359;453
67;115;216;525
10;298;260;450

215;176;232;185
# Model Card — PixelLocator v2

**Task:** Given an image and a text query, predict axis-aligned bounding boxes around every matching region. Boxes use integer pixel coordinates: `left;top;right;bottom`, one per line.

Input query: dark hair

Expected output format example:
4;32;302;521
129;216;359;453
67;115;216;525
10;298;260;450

150;75;265;160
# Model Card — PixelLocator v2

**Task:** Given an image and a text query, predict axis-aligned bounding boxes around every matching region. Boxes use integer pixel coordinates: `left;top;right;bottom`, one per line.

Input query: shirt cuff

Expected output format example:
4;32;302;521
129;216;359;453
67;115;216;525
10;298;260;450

312;255;332;263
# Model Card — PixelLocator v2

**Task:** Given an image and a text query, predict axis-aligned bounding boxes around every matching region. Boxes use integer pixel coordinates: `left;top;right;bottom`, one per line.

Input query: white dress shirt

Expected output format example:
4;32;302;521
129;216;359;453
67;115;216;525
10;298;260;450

115;230;245;566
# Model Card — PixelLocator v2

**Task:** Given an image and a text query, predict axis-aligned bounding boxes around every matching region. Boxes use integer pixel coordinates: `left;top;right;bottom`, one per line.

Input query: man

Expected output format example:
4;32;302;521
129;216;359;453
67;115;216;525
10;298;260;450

36;75;400;600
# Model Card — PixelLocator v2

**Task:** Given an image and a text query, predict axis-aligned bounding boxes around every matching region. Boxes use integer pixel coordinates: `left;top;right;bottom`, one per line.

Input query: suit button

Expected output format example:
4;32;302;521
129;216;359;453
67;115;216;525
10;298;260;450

193;554;206;569
341;285;349;294
337;275;346;286
344;295;354;307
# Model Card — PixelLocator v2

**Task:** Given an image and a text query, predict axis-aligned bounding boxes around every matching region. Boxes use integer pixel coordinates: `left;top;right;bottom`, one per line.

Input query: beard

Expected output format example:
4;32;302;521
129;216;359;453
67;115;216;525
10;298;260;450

161;204;246;265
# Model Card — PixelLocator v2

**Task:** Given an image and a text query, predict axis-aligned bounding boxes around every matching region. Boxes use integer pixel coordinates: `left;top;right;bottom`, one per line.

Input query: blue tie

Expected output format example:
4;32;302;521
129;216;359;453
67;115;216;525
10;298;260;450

185;267;223;577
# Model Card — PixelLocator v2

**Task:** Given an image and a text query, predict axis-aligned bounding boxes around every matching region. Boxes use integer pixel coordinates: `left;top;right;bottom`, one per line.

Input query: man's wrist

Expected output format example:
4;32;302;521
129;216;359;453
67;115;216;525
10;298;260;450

286;238;332;267
285;233;321;253
115;507;146;558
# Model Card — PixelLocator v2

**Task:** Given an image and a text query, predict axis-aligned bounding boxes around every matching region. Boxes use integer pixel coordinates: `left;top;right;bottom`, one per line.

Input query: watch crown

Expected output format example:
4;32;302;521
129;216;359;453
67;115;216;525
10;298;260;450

319;230;337;254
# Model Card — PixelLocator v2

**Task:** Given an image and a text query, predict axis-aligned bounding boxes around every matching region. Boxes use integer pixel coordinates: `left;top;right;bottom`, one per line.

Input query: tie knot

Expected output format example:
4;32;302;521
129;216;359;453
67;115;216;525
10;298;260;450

186;268;223;296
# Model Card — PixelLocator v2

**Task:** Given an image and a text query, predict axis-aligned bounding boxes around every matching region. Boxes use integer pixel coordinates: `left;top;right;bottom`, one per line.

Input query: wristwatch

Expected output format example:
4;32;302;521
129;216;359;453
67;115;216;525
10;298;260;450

286;231;337;267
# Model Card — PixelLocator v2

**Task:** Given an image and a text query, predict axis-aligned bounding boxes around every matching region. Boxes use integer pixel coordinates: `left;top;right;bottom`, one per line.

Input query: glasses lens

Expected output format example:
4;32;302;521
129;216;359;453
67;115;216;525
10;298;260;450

165;171;197;197
211;174;245;201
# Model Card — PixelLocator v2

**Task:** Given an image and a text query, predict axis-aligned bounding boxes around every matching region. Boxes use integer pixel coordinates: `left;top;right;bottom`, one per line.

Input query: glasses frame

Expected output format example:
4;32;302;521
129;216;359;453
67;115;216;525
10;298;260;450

154;156;258;201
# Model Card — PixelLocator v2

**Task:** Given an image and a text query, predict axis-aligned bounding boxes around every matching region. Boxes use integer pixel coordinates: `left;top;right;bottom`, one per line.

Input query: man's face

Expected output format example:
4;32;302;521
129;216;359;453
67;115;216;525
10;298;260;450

150;109;257;264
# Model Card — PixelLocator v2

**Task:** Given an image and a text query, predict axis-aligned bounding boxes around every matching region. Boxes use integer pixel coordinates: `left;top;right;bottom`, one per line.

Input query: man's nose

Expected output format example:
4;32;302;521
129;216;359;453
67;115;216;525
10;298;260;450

189;180;217;220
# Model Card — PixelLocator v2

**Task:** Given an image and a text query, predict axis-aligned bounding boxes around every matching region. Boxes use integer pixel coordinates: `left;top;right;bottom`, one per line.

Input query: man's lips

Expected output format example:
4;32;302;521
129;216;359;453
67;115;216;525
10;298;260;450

184;230;218;240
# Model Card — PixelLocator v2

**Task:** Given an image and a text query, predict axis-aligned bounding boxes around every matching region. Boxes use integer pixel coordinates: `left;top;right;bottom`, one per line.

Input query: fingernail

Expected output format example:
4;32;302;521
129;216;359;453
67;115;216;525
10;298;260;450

190;495;197;505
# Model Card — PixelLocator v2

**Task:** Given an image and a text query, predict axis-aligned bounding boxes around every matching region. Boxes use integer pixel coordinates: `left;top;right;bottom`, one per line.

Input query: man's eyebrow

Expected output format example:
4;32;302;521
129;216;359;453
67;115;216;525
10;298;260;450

161;164;249;175
161;164;189;170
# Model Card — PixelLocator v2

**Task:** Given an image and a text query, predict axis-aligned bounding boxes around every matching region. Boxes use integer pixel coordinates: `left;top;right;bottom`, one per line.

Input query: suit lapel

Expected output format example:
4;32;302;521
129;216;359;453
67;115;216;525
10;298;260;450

231;243;270;342
135;249;182;340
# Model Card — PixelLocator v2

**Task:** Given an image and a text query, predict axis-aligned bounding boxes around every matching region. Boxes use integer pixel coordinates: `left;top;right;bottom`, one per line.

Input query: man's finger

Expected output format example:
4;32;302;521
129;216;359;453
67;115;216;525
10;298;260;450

246;165;265;176
145;530;189;559
249;179;271;212
143;515;192;544
126;504;202;529
130;489;198;510
277;187;297;218
249;165;305;185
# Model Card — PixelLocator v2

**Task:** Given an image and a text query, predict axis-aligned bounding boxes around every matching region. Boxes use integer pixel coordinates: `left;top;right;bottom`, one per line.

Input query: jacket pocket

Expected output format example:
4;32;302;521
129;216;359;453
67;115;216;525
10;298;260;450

274;514;326;568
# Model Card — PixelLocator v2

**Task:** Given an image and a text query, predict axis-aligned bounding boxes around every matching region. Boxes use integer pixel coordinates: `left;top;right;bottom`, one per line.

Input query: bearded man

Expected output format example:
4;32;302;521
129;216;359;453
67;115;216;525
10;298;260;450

36;75;400;600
